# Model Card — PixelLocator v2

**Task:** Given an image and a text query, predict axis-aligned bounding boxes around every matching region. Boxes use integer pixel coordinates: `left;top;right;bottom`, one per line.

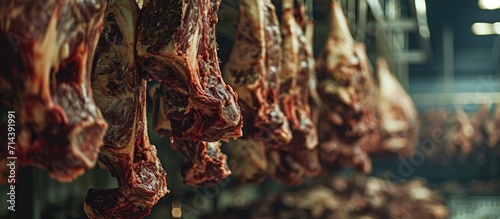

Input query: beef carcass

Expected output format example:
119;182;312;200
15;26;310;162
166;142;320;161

150;83;232;187
420;109;448;161
241;176;449;219
487;102;500;155
84;0;168;218
136;0;243;142
315;1;377;173
316;1;377;138
468;104;489;164
0;0;108;181
171;140;231;187
223;0;291;146
373;58;419;157
227;139;268;184
317;123;372;173
277;0;320;177
262;0;322;184
266;149;305;186
470;104;489;147
445;109;474;161
223;0;294;184
302;6;322;128
303;7;324;177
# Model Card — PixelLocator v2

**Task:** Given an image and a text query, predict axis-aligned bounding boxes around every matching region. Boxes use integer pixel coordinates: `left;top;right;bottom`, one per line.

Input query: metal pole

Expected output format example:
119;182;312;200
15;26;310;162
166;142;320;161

443;25;454;94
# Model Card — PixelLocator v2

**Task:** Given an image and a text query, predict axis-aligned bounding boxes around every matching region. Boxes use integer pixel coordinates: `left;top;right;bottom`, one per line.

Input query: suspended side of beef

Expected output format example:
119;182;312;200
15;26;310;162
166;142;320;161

276;0;320;179
85;0;168;218
223;0;291;146
316;1;378;173
373;58;419;157
0;0;108;182
171;140;231;187
137;0;242;142
150;83;232;187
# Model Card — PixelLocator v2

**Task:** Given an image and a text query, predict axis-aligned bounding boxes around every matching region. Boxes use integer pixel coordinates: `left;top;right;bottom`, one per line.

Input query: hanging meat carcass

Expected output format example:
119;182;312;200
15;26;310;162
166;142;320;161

445;109;474;161
315;1;378;173
223;0;292;146
84;0;168;217
487;102;500;155
264;0;321;185
150;81;233;187
223;0;290;184
373;58;419;157
170;140;231;187
0;0;108;182
136;0;243;142
419;109;448;161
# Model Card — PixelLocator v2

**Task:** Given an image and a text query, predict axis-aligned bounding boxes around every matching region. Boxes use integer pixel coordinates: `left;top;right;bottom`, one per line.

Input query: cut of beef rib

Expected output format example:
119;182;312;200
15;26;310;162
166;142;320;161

172;140;231;187
137;0;243;142
84;0;168;218
316;1;377;173
0;0;108;182
223;0;292;146
373;58;418;157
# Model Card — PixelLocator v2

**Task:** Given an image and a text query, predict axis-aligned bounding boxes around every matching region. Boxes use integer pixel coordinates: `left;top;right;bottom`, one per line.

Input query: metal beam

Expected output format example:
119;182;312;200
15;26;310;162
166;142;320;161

385;20;418;30
411;92;500;106
396;50;427;63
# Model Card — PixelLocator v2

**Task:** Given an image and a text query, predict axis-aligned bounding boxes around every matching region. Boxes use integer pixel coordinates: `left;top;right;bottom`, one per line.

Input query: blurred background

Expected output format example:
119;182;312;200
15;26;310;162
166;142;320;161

1;0;499;218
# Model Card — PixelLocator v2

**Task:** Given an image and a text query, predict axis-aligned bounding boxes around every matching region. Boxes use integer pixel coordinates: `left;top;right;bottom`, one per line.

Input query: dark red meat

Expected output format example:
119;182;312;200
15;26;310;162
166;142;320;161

372;58;419;157
316;1;378;173
0;0;108;182
137;0;243;142
223;0;292;146
84;0;168;218
277;0;320;177
171;140;231;187
151;83;232;187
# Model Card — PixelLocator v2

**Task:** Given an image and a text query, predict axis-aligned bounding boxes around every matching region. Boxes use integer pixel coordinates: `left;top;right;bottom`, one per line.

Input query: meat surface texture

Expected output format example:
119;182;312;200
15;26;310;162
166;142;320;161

151;83;233;187
137;0;242;142
421;106;497;162
0;0;108;182
253;177;448;219
470;104;489;147
226;0;321;185
315;1;377;173
487;102;500;155
420;109;448;160
227;139;268;183
266;0;320;184
374;58;419;157
84;0;168;218
223;0;291;146
203;176;449;219
279;0;319;171
445;109;474;161
171;140;231;187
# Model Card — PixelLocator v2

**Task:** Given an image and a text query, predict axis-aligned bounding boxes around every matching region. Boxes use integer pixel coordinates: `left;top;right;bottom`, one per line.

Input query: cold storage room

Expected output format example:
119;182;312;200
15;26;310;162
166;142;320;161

0;0;499;218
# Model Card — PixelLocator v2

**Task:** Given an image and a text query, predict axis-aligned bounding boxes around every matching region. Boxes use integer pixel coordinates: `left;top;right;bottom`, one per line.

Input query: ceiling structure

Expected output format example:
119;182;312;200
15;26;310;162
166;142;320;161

409;0;500;95
216;0;500;106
